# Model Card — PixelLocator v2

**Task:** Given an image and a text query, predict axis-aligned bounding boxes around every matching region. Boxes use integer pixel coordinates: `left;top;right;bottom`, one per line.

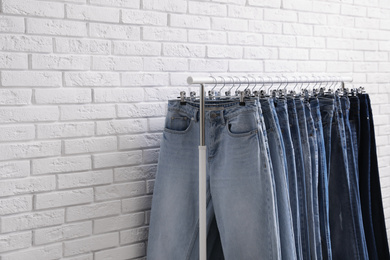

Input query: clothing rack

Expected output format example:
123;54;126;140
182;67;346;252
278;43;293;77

186;75;353;260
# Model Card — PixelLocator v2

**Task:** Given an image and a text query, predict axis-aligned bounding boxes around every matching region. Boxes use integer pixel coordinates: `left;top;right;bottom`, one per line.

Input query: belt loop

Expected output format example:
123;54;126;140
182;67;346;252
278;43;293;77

193;109;199;122
220;110;225;125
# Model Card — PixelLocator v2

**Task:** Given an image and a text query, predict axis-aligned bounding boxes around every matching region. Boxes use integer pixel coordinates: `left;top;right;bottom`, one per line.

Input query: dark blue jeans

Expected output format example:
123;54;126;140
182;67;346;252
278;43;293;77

275;98;302;260
304;100;322;260
288;97;310;260
340;96;369;260
328;95;360;259
311;97;332;260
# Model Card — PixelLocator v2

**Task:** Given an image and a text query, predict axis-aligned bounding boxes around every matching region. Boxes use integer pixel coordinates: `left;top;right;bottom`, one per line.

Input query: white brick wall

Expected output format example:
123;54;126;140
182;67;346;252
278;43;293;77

0;0;389;259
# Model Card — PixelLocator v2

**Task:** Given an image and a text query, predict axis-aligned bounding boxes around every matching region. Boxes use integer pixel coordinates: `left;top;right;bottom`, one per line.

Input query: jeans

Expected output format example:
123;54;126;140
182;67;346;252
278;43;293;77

295;97;317;260
328;95;360;259
275;98;302;260
340;96;369;260
288;97;310;260
310;97;332;260
260;98;297;260
147;99;281;260
366;95;390;259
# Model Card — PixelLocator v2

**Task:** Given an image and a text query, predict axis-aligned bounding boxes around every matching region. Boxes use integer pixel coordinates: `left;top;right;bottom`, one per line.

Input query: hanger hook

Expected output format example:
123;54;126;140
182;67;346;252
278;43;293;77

234;76;242;93
227;76;235;92
218;76;226;92
292;76;298;91
243;76;250;90
258;76;265;91
276;76;283;90
250;75;257;92
210;75;218;91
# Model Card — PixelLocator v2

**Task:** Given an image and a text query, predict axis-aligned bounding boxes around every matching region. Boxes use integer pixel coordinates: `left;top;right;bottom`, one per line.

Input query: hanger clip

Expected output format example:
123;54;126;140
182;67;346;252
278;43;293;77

239;91;245;106
190;91;196;101
180;91;186;105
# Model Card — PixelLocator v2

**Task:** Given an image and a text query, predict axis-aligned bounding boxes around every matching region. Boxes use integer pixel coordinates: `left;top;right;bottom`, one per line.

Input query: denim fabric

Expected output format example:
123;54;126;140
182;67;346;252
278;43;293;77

304;100;322;260
349;96;360;171
287;97;311;260
358;94;378;260
366;95;390;260
260;98;297;260
295;97;317;260
147;99;281;260
340;96;369;260
275;98;302;260
310;97;332;260
328;95;360;259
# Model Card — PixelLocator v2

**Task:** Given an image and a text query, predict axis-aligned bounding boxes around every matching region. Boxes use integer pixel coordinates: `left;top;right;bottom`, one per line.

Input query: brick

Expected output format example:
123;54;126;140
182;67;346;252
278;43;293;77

32;155;91;175
0;232;31;253
117;103;166;118
368;73;390;83
189;59;229;72
2;0;64;18
211;0;246;4
297;61;326;72
312;1;340;14
122;196;152;213
211;17;248;31
341;4;367;17
93;151;142;168
142;148;159;164
354;62;378;72
0;195;32;215
207;45;242;59
66;4;119;22
36;188;93;209
0;106;59;123
0;125;34;142
114;165;157;182
2;175;54;196
63;254;93;260
143;27;187;42
0;141;61;161
264;35;296;47
2;71;62;87
94;213;144;234
143;87;182;101
264;9;297;22
379;62;390;72
170;14;210;29
121;227;148;245
327;14;354;27
95;182;146;201
365;51;388;61
89;23;140;40
343;28;368;39
1;244;62;260
34;221;92;245
163;43;205;57
95;243;145;260
264;60;297;72
35;88;91;104
369;29;390;41
379;41;390;51
143;57;188;71
279;48;309;60
283;23;313;36
142;0;187;13
229;60;264;72
1;209;64;232
55;38;111;54
37;122;94;139
354;39;378;51
339;50;364;61
146;179;155;194
228;32;262;46
355;17;380;29
90;0;139;8
188;29;227;44
297;36;326;48
380;19;390;30
327;61;353;72
92;56;142;71
244;47;278;59
122;10;167;25
314;26;343;38
66;201;121;222
121;72;169;86
0;161;30;179
64;136;117;154
65;72;120;87
228;5;263;20
94;88;144;103
248;0;281;7
299;12;327;25
113;41;161;56
96;119;148;135
0;53;28;69
189;2;227;16
32;54;90;70
58;169;113;189
60;104;116;120
27;18;87;37
0;16;25;33
0;35;52;53
282;0;313;11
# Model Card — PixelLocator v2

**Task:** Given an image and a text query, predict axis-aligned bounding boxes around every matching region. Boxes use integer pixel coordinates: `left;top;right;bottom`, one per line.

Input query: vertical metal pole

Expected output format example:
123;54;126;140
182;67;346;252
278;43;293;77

199;84;207;260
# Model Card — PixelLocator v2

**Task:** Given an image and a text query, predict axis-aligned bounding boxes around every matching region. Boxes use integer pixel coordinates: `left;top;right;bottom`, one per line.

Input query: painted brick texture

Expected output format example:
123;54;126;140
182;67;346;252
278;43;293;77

0;0;390;259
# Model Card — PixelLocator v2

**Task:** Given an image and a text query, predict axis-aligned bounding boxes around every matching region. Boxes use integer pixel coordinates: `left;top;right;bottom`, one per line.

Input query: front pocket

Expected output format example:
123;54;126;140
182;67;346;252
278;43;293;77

164;110;194;134
226;112;259;137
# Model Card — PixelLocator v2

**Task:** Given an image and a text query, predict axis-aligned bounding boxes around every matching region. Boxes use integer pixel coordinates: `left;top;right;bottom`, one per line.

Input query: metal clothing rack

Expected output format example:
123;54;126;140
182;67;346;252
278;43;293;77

186;75;353;260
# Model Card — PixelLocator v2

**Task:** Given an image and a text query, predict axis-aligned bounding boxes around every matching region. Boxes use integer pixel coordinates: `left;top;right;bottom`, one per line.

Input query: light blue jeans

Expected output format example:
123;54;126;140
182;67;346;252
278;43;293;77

147;99;281;260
